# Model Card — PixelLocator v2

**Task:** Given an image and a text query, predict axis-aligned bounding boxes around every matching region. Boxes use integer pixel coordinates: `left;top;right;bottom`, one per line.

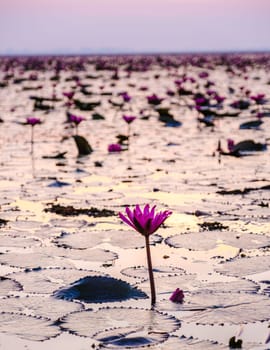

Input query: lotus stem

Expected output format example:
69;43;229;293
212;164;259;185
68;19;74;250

145;235;156;306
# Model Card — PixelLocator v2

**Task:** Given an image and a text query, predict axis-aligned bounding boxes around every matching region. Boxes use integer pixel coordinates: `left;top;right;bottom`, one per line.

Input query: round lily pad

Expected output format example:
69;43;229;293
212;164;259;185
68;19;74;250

182;292;270;324
54;229;162;249
60;307;180;340
165;231;270;251
216;255;270;277
0;276;22;296
149;336;227;350
0;312;60;341
93;326;169;348
54;276;147;303
121;265;185;280
0;295;83;320
8;268;105;294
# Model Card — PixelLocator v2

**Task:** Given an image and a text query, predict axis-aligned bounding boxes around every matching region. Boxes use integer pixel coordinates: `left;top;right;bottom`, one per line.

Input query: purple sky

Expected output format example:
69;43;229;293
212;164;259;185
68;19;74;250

1;0;270;55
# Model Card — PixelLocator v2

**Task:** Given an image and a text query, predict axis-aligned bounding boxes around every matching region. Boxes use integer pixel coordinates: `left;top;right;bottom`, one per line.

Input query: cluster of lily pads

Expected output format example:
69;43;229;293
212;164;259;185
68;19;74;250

0;53;270;349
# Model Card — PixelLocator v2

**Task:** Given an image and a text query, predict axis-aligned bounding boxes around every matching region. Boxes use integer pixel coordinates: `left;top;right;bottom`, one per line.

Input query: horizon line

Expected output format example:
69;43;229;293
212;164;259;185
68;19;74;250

0;48;270;58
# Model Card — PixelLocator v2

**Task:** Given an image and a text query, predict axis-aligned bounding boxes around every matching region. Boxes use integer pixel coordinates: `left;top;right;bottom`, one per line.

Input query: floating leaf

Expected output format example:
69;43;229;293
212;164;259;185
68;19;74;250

9;268;104;294
93;326;169;348
0;295;83;320
183;292;270;324
165;231;270;251
0;312;60;341
216;255;270;277
139;275;258;302
0;276;22;296
0;235;41;248
54;276;147;303
121;265;185;280
60;307;180;339
54;230;162;249
149;336;227;349
0;251;74;269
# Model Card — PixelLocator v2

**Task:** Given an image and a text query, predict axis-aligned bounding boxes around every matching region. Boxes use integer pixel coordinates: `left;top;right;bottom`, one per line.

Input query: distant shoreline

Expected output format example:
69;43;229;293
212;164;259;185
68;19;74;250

0;50;270;58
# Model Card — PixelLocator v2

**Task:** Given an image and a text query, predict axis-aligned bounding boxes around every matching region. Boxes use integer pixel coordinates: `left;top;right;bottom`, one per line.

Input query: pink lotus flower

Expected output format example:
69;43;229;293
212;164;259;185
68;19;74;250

119;92;131;102
123;115;136;124
26;117;41;126
69;114;85;125
170;288;184;303
119;204;172;306
108;143;122;153
26;117;41;154
147;94;163;105
250;93;265;104
227;138;235;152
198;71;209;79
214;95;226;104
119;204;172;237
63;91;75;100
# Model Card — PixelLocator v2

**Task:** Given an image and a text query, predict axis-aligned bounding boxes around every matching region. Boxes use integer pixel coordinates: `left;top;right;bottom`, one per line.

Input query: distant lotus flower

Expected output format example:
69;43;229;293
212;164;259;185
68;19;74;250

147;94;163;105
108;143;122;153
170;288;185;303
119;92;132;102
206;89;216;96
194;97;209;106
63;91;75;100
26;117;41;154
227;138;235;152
69;114;85;125
166;89;175;96
119;204;172;306
68;114;85;135
189;77;196;83
26;117;41;126
250;93;265;105
214;95;226;104
122;115;136;149
123;115;136;124
198;71;209;79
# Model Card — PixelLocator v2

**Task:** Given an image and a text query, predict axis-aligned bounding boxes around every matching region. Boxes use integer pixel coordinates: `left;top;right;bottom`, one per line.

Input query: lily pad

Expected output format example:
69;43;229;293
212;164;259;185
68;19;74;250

54;230;162;249
54;276;147;303
0;295;83;320
121;265;185;280
9;268;104;294
150;336;227;349
0;312;60;341
216;255;270;277
93;326;169;348
138;275;258;300
0;276;22;296
60;307;180;339
183;292;270;324
165;231;270;251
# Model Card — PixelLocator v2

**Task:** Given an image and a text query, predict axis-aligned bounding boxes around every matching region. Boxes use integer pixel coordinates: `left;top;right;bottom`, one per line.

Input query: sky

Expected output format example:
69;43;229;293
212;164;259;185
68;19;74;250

0;0;270;55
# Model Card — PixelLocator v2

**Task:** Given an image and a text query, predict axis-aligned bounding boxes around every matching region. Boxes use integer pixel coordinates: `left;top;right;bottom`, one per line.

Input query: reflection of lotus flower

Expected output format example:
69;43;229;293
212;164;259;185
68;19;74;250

108;143;122;153
119;204;172;306
170;288;184;303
